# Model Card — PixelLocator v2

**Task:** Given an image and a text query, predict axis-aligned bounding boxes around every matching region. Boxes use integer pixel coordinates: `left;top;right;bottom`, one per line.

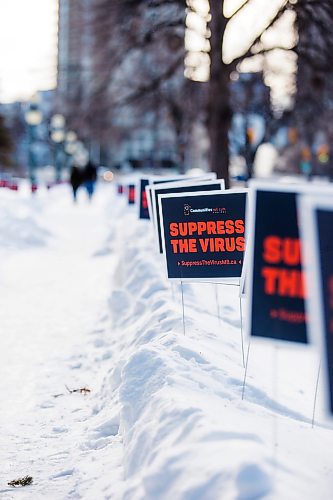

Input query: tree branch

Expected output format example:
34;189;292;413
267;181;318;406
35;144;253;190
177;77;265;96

251;45;297;57
229;0;292;69
112;55;184;106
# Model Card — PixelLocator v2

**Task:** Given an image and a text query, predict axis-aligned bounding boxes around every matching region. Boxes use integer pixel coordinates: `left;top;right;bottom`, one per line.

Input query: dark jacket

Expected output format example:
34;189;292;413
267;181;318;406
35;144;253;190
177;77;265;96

84;162;97;183
70;166;82;189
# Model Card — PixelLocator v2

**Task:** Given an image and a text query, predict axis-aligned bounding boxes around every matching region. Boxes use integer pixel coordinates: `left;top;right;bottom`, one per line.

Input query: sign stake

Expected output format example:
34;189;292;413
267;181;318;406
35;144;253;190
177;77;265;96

311;360;321;429
272;344;279;473
241;341;251;400
239;296;245;368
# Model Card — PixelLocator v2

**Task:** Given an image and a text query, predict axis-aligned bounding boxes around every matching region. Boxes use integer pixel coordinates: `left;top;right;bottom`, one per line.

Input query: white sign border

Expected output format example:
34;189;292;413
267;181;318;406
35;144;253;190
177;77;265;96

146;173;217;229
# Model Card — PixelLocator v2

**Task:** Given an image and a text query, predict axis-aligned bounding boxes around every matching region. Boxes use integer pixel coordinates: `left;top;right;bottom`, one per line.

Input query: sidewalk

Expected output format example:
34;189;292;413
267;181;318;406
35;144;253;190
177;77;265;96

0;184;123;499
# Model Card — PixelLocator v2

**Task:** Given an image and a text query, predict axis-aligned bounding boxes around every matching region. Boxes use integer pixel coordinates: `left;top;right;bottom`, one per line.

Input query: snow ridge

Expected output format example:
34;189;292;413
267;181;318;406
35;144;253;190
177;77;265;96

106;207;272;500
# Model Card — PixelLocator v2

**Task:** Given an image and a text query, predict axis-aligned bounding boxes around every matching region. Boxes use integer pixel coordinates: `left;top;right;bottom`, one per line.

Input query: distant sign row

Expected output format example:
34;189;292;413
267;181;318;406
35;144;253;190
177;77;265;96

117;175;333;418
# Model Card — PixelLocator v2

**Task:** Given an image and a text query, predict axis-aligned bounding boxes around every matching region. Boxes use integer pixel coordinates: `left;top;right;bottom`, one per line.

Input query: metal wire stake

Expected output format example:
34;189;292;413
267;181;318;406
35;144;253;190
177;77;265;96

311;360;321;429
272;344;279;474
241;341;251;400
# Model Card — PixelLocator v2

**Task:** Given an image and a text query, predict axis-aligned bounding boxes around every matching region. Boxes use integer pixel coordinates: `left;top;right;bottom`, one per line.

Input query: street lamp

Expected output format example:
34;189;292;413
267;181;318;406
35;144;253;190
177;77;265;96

24;94;42;189
50;114;66;182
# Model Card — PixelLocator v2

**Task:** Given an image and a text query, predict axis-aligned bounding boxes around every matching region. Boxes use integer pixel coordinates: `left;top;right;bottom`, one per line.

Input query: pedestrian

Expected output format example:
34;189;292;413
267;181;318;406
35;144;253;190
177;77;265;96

69;164;83;202
83;160;98;200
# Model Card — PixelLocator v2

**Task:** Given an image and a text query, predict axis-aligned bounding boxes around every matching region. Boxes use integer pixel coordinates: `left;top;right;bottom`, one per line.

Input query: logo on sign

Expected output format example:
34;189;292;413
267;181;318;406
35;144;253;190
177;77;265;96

183;205;227;215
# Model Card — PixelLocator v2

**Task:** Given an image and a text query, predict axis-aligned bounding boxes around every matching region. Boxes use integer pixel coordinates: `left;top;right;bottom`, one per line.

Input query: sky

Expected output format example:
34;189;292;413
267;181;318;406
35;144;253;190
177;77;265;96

0;0;58;103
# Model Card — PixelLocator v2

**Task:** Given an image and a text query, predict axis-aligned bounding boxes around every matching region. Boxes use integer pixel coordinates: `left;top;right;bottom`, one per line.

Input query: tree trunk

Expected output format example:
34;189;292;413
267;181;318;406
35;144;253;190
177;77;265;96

208;1;232;188
295;2;317;147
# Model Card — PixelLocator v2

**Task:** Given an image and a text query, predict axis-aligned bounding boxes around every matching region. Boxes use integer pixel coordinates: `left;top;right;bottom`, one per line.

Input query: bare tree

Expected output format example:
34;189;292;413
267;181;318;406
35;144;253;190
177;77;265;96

102;0;292;181
78;0;188;164
294;0;333;147
60;0;322;180
204;0;297;186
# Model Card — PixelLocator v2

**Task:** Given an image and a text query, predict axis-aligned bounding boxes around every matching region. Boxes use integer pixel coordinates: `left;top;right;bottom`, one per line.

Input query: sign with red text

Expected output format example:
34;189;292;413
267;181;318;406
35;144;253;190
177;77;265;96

139;178;150;219
298;195;333;416
159;190;247;281
128;184;136;205
247;182;308;343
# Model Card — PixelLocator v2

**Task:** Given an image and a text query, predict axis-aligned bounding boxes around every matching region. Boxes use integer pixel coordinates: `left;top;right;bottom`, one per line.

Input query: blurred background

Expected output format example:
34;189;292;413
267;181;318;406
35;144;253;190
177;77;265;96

0;0;332;188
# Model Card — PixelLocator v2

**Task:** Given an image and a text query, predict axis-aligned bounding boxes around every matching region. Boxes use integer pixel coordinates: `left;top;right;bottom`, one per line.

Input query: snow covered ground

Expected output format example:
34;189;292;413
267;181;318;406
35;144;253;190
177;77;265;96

0;179;332;499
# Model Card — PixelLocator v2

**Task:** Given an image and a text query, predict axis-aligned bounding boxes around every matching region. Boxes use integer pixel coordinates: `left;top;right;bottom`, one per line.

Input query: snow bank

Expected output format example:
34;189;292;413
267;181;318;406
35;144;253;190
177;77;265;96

96;185;333;499
0;187;50;251
102;197;270;498
110;222;271;499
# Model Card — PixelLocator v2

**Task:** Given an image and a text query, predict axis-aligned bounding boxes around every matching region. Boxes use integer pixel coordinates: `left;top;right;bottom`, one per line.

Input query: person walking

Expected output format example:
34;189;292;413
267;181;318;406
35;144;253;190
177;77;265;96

83;160;98;200
69;164;83;202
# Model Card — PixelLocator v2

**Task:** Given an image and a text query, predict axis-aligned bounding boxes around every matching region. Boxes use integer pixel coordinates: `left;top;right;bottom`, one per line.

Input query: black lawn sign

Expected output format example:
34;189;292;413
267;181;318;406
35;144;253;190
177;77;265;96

247;182;309;343
159;189;247;281
298;195;333;416
139;178;150;219
146;173;216;225
312;206;333;415
153;179;225;254
128;184;136;205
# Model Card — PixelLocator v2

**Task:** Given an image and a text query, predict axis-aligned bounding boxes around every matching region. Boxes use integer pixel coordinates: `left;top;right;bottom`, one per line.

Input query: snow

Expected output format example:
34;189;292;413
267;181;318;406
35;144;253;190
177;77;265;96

0;179;332;499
